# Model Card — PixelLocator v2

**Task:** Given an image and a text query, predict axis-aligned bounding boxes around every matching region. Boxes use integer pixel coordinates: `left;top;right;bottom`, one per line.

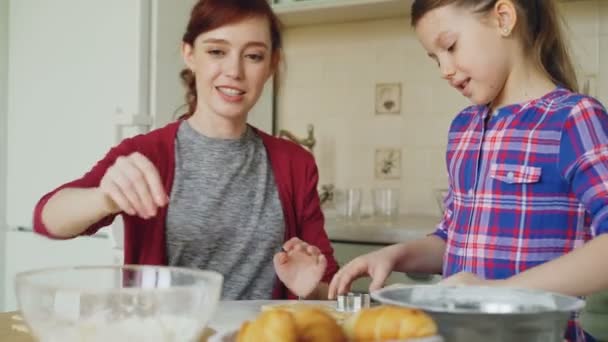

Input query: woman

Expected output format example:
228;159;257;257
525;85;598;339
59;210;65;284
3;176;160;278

33;0;338;300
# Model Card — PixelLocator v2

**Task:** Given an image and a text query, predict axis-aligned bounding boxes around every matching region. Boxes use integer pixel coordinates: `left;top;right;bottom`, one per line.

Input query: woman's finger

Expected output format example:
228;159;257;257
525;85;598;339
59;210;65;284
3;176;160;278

108;164;148;218
306;245;321;256
131;152;168;207
283;237;303;251
101;178;135;216
120;157;157;217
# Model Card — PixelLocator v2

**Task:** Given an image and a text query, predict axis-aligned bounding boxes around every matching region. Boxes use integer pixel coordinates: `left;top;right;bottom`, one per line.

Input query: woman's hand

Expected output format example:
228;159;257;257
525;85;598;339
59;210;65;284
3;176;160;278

98;152;168;219
273;237;327;298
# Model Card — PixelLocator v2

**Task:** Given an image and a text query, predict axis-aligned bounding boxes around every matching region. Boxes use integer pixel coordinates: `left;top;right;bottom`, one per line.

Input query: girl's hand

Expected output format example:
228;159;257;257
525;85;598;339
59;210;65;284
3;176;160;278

439;271;502;287
98;152;168;219
273;238;327;298
328;247;398;299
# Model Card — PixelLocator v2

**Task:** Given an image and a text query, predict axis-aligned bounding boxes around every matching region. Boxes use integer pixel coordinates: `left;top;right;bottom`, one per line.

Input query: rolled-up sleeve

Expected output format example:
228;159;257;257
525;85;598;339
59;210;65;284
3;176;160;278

432;185;454;241
558;97;608;237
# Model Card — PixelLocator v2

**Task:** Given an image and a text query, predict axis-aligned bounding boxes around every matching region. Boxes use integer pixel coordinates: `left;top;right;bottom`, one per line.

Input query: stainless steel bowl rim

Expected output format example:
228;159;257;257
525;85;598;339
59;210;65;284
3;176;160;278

371;285;585;314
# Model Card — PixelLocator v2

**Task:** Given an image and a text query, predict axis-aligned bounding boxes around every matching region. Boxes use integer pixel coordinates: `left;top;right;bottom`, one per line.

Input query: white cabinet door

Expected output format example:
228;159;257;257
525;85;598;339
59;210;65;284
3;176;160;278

0;0;10;311
3;230;117;312
5;0;147;312
6;0;147;230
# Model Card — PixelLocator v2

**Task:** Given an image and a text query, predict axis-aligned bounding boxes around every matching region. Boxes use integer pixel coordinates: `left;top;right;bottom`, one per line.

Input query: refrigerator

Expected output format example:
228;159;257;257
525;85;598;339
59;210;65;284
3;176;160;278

2;0;274;311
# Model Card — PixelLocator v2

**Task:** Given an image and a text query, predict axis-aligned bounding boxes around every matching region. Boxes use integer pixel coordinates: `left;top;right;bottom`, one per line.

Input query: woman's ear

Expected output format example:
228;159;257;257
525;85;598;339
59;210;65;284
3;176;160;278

181;42;196;72
493;0;518;37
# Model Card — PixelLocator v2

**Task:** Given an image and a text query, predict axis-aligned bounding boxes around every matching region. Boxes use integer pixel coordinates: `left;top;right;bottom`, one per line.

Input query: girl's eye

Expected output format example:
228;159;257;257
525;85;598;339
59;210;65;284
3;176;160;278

208;49;225;56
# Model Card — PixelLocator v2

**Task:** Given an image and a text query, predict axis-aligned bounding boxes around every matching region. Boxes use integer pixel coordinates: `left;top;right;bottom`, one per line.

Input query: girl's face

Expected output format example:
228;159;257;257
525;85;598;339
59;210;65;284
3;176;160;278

182;16;275;122
415;4;511;106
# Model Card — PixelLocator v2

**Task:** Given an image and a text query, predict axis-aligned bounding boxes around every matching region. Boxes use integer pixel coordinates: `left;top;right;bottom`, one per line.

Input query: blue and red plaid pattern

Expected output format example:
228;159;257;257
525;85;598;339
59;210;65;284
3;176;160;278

434;87;608;342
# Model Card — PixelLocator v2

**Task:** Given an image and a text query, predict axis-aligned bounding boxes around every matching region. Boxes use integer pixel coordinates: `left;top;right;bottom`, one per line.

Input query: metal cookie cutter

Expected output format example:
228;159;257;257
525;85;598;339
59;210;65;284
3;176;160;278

336;292;371;313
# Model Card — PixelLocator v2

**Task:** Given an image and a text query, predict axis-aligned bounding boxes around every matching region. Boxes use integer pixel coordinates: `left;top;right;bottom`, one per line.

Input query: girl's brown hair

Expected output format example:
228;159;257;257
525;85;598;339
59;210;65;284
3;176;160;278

179;0;283;118
410;0;578;92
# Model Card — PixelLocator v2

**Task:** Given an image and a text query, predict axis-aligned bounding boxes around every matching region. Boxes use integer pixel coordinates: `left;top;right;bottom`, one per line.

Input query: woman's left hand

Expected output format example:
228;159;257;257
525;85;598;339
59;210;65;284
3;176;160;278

439;271;501;287
273;237;327;298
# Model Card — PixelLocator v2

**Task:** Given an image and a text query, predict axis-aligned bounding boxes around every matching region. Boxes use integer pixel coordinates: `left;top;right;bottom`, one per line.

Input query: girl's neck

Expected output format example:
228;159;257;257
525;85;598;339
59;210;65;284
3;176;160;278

490;59;557;112
187;108;248;139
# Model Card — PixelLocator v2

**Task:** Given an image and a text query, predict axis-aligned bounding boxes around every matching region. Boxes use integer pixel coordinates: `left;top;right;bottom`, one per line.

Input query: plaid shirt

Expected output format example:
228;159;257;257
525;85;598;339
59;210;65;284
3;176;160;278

434;87;608;342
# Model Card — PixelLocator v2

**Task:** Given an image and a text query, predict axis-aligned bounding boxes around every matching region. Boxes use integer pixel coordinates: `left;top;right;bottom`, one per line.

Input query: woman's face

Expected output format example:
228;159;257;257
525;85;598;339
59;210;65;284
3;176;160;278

183;16;275;122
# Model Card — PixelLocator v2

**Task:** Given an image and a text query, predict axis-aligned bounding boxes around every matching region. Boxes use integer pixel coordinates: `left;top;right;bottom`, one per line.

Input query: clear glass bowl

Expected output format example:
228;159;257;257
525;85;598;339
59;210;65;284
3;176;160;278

15;265;223;342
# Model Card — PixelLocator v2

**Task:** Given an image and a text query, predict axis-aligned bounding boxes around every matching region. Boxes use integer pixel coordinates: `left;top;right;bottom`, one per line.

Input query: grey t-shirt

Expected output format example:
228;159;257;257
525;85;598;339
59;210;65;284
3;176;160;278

166;121;285;300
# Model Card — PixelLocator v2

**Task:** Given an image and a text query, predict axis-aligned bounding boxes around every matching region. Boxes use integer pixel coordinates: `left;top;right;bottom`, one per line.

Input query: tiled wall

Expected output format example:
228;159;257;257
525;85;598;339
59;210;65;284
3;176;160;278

276;0;607;217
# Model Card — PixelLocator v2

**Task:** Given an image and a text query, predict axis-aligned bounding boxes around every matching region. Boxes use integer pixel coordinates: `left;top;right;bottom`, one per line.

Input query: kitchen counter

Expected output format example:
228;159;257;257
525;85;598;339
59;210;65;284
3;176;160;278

325;214;441;245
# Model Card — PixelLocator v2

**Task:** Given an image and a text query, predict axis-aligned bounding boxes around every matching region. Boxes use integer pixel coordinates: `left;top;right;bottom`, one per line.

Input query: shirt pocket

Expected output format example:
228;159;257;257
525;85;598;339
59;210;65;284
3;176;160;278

490;163;541;184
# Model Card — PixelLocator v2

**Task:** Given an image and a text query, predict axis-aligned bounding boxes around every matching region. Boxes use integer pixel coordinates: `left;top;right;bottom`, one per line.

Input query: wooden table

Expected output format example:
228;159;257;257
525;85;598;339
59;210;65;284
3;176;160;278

0;300;314;341
0;311;34;342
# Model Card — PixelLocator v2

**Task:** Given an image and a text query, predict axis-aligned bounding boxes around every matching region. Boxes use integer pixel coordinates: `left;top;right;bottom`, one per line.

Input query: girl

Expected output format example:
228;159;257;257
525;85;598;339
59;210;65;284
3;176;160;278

329;0;608;340
33;0;338;301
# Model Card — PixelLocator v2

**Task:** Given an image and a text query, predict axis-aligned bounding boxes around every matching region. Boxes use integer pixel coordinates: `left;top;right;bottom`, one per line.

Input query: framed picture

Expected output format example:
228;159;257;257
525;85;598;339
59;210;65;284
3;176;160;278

375;83;401;114
375;148;402;180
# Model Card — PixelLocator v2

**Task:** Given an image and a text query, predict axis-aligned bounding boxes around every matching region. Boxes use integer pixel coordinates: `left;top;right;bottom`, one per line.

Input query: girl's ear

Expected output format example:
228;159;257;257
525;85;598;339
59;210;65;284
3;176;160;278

182;42;196;71
493;0;518;37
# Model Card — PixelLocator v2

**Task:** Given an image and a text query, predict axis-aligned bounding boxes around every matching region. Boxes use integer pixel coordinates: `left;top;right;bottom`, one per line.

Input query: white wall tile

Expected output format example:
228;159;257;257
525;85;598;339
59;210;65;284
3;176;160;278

278;2;607;215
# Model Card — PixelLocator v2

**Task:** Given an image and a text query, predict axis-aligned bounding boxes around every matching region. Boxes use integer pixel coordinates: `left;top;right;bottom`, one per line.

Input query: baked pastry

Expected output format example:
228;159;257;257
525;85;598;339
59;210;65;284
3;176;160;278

343;305;437;341
237;307;347;342
262;301;352;323
236;309;297;342
292;308;348;342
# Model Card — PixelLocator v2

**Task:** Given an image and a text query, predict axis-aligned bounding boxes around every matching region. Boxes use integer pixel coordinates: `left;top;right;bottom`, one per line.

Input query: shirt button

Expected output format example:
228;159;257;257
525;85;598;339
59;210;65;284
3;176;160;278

507;171;515;180
468;189;474;196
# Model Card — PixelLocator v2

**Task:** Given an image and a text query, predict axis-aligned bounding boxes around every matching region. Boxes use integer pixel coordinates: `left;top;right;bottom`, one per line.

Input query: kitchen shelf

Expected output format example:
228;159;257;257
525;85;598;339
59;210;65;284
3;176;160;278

272;0;580;28
272;0;413;28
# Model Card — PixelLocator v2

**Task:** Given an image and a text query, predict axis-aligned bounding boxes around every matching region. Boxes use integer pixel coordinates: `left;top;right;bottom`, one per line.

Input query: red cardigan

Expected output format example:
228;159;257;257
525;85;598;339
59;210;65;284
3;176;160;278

33;121;338;299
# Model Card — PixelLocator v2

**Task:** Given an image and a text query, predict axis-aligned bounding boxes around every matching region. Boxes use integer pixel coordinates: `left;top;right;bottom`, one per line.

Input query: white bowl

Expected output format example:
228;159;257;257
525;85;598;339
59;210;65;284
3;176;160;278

16;265;223;342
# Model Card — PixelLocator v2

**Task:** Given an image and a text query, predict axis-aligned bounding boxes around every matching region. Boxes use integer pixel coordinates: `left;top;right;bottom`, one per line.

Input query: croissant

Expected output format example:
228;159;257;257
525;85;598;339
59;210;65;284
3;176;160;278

262;302;352;323
237;307;347;342
343;305;437;341
236;309;297;342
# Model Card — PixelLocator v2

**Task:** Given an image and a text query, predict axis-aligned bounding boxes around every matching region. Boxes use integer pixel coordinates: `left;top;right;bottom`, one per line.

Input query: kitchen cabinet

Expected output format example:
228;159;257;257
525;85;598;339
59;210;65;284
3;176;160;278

0;0;9;312
326;215;442;292
272;0;412;27
581;291;608;340
332;241;440;293
271;0;582;28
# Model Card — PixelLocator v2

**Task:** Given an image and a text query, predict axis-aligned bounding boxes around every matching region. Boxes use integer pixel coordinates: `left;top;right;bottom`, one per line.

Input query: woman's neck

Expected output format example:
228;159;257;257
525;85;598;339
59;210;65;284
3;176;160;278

490;59;557;112
187;109;248;139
